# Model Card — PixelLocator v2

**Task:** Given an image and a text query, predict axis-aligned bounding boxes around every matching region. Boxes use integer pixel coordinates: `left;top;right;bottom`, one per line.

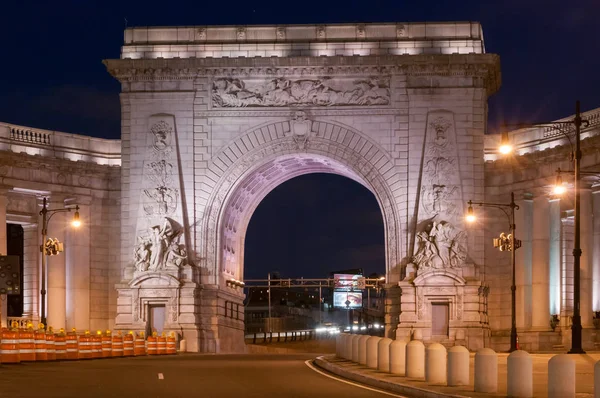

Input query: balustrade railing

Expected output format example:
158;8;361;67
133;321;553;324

7;316;34;328
10;127;51;145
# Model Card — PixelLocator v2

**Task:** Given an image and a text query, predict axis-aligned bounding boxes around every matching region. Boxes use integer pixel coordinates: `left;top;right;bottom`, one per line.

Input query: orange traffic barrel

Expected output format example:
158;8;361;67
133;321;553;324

123;332;134;357
134;333;146;356
111;333;124;357
78;332;93;359
45;329;56;361
166;333;177;355
34;327;47;361
92;332;102;359
66;330;79;360
55;329;67;361
19;327;35;361
147;335;158;355
157;334;167;355
1;328;20;364
101;331;112;358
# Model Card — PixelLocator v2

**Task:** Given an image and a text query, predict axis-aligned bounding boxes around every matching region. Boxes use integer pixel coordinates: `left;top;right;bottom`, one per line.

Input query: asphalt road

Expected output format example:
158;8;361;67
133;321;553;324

0;354;406;398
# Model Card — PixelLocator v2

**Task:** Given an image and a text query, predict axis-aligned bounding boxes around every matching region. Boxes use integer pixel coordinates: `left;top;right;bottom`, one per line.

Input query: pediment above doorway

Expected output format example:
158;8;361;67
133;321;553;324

413;269;466;287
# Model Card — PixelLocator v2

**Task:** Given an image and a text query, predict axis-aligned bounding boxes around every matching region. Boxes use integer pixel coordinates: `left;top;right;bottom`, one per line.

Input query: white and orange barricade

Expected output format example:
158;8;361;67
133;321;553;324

134;332;146;356
45;327;56;361
92;331;102;359
54;328;67;361
1;323;20;363
166;332;177;355
111;332;124;357
19;324;36;362
157;333;167;355
123;332;134;357
147;333;158;355
78;331;93;359
34;324;47;361
101;331;112;358
66;329;79;360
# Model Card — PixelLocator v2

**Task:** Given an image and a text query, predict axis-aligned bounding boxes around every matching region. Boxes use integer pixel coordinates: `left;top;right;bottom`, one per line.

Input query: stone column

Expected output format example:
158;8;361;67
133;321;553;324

580;187;593;327
46;198;67;330
549;198;561;318
531;195;550;330
22;224;39;319
515;195;533;329
0;186;8;327
66;201;90;331
593;188;600;313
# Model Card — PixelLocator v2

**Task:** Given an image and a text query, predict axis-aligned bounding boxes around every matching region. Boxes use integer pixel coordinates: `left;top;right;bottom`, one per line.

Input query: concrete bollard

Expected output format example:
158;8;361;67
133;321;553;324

595;360;600;398
346;334;354;360
358;335;370;365
425;343;447;384
179;339;186;352
507;350;532;398
351;334;361;363
390;339;407;375
378;338;393;372
366;336;381;369
548;354;575;398
447;346;470;386
475;348;497;393
406;340;425;379
335;334;342;358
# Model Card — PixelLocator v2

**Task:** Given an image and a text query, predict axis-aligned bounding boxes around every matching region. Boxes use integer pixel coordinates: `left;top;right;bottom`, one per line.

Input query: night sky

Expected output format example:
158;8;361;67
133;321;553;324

2;1;598;279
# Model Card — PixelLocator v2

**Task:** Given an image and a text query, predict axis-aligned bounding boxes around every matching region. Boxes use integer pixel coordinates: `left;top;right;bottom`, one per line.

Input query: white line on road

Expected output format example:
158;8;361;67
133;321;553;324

304;359;408;397
158;373;164;380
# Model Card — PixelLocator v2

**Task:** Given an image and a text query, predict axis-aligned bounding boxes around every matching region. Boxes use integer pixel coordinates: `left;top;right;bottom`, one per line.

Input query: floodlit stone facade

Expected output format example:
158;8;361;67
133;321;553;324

1;22;598;352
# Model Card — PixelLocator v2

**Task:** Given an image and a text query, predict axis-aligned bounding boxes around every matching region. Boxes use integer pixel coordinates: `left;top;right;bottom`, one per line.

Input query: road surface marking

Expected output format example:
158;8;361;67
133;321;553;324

158;373;164;380
304;359;408;397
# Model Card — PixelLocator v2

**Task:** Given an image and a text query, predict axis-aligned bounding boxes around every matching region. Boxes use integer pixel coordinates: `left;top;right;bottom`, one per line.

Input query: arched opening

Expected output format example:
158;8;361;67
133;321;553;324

243;173;386;334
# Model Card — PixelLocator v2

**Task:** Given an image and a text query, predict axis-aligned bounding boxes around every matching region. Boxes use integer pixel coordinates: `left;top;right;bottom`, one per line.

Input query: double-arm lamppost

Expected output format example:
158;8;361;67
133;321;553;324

39;197;80;326
497;100;589;354
466;193;520;352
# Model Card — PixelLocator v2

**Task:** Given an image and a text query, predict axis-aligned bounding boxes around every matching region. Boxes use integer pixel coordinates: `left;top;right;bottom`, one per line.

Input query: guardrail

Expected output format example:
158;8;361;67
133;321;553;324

245;329;339;344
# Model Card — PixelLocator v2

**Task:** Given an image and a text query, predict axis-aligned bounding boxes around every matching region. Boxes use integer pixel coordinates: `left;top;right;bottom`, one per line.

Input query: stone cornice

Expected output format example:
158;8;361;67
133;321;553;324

103;54;501;95
485;133;600;172
0;150;120;180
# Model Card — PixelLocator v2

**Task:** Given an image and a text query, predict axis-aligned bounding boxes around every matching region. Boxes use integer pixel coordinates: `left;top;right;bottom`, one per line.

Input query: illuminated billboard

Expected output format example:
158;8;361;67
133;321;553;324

333;274;365;291
333;291;363;309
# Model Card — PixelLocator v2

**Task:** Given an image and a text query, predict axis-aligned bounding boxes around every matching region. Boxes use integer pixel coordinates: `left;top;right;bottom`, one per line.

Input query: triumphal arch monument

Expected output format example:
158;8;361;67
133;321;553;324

2;21;599;353
102;22;500;352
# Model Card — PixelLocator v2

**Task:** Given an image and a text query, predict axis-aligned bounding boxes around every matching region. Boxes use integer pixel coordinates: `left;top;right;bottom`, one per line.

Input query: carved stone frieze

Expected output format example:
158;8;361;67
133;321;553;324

195;107;403;118
211;77;390;107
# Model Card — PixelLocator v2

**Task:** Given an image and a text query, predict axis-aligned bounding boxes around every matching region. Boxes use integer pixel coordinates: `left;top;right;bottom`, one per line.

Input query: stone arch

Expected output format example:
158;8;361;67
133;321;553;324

198;117;403;285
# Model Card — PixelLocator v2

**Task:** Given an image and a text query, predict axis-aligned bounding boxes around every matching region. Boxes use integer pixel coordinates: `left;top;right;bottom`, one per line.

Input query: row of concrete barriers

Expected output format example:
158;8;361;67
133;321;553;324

336;333;600;398
1;324;178;364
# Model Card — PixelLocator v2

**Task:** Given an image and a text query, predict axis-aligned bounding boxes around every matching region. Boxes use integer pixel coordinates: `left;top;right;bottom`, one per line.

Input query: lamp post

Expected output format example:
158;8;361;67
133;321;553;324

466;192;520;352
503;100;589;354
39;197;80;327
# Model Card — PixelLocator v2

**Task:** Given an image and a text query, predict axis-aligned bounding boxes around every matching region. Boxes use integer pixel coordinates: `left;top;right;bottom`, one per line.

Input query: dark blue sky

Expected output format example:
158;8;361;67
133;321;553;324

2;0;598;279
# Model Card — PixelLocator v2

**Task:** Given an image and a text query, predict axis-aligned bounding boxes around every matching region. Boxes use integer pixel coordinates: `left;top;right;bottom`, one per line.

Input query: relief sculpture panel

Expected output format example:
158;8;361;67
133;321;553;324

413;111;467;271
212;77;390;107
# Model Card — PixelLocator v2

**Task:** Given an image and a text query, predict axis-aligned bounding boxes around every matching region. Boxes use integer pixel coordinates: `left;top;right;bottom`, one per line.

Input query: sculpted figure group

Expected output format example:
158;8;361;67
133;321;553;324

134;217;187;272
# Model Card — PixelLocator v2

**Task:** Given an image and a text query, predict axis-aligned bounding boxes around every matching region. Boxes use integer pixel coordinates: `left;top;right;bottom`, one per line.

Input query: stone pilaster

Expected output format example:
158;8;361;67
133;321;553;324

0;186;8;327
580;187;593;327
65;200;91;331
46;196;68;330
22;224;39;319
549;198;561;318
531;195;550;330
592;187;600;313
515;194;533;329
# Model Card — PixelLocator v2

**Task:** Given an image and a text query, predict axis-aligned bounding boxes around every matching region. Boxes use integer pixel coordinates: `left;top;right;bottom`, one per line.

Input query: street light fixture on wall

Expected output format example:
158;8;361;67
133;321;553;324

498;100;590;354
466;193;520;352
39;198;80;326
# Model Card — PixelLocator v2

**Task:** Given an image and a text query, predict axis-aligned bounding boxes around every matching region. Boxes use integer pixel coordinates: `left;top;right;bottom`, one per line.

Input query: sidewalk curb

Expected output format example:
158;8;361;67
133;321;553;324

313;356;473;398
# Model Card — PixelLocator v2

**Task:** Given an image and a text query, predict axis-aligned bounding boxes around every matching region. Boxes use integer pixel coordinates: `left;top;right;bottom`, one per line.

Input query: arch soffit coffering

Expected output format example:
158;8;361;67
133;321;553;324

200;118;403;281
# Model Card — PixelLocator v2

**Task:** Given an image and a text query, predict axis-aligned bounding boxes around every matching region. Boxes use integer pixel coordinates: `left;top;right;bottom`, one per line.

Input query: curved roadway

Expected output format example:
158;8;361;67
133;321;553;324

0;354;407;398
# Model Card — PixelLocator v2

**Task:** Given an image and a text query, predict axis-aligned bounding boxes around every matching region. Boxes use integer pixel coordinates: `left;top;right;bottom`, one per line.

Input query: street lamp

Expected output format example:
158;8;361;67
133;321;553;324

501;100;589;354
466;192;520;352
39;197;80;326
